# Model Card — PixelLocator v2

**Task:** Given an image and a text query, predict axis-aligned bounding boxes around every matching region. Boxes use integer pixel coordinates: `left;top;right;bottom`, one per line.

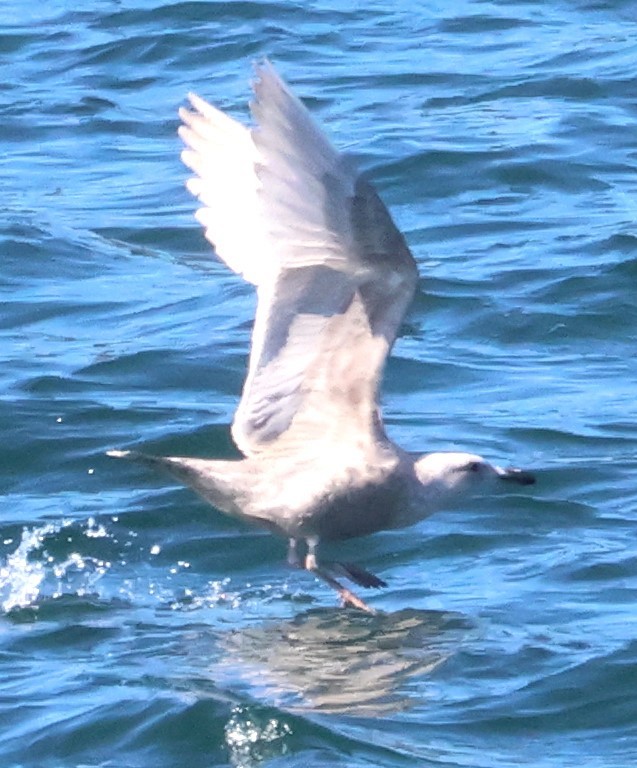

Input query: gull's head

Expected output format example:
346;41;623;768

414;452;535;505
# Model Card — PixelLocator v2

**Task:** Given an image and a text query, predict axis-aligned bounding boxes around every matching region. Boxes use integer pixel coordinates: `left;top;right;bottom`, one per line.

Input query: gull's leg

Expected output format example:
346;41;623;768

287;538;302;567
304;536;319;572
304;536;376;615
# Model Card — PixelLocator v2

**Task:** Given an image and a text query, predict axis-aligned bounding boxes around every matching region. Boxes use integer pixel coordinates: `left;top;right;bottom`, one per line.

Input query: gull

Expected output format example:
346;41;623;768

108;61;535;613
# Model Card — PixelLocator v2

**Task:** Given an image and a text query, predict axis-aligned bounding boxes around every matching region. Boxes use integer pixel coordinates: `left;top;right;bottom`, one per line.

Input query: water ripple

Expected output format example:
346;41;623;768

2;0;637;766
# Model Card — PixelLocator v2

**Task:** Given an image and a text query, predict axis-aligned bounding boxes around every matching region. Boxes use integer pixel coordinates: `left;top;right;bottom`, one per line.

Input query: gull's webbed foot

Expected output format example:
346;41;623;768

313;566;377;614
302;536;377;615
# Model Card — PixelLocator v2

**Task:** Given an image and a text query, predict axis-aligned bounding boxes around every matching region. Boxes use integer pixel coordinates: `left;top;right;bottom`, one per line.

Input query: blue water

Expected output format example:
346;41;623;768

3;1;637;766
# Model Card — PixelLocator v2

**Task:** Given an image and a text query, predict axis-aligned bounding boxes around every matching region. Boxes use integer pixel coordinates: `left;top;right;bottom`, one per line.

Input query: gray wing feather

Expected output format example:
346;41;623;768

179;61;418;457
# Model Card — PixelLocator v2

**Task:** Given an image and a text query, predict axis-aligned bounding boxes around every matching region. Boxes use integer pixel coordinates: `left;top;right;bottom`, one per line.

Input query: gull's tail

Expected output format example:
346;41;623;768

106;449;250;523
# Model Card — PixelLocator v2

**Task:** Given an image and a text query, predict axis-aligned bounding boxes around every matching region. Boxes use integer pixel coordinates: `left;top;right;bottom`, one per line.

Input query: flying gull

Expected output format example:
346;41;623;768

108;61;535;613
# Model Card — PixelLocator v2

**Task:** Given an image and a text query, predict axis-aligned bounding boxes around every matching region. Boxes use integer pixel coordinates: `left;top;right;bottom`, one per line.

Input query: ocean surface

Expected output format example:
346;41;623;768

2;1;637;766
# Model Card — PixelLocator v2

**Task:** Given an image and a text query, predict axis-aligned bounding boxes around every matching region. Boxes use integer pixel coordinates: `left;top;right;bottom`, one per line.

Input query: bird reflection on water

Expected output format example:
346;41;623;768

216;607;472;716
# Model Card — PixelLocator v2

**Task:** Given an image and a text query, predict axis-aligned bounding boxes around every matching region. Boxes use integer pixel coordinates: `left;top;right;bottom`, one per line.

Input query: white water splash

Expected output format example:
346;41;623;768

0;520;112;613
0;524;57;612
224;706;292;768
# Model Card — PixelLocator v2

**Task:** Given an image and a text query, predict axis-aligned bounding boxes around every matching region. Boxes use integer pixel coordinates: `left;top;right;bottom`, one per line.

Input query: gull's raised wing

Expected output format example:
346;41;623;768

179;61;418;457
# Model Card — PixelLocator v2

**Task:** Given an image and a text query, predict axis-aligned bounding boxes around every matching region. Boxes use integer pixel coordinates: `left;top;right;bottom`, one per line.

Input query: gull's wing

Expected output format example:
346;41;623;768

178;61;418;457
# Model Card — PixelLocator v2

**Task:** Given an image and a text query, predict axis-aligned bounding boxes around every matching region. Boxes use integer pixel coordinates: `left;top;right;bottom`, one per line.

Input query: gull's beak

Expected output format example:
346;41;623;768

495;466;536;486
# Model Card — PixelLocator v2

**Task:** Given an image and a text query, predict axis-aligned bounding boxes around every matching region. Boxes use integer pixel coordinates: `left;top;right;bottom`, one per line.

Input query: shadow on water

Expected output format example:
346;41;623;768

216;607;473;716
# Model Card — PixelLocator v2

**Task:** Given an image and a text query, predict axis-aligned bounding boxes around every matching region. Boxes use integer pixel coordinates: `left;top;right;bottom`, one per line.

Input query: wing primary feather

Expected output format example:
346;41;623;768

178;62;418;457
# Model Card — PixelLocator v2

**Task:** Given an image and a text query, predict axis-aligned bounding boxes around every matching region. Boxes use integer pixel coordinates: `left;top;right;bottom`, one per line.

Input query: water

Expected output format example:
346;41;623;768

2;1;637;765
